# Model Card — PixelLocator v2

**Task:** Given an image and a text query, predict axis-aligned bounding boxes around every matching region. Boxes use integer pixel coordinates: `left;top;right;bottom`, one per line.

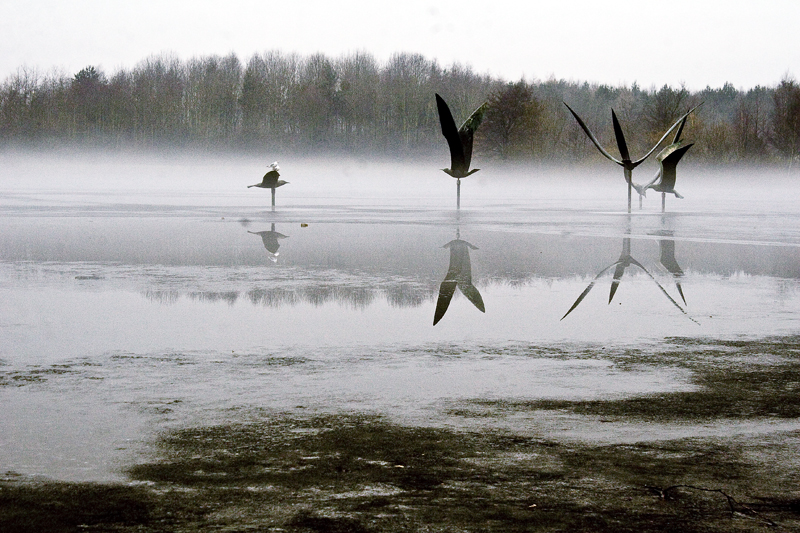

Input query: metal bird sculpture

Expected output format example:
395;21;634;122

248;161;288;210
248;223;288;263
634;111;697;211
564;103;699;212
433;229;485;325
561;233;692;321
435;94;488;209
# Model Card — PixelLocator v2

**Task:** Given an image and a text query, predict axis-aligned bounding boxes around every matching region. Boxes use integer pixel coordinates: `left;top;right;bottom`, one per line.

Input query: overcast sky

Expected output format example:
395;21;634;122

1;0;797;90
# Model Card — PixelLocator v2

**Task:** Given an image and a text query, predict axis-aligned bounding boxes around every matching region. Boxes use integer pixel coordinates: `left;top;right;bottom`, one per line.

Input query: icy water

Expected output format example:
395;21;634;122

1;154;799;482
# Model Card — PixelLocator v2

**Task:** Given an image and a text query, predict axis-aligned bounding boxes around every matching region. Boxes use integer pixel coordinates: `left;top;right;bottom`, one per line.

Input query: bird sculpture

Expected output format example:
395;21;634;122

248;223;288;263
634;111;697;212
564;103;699;212
435;94;488;209
248;161;288;210
561;231;692;321
433;229;485;325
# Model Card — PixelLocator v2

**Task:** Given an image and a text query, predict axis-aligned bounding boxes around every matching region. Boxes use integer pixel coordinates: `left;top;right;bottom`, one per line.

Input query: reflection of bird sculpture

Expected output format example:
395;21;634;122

561;233;691;321
653;230;686;304
433;230;485;325
634;112;695;212
248;161;288;210
248;223;288;263
435;94;488;209
564;103;698;212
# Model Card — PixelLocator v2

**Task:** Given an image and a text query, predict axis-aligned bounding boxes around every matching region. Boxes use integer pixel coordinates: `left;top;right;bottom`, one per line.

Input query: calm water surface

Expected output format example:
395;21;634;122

1;155;799;481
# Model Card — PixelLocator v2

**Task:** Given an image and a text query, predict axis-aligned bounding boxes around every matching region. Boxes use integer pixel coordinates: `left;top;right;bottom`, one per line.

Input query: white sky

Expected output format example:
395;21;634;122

0;0;797;90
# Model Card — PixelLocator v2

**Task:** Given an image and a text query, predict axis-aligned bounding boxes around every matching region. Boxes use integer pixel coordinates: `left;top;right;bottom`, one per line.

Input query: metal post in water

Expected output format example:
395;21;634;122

457;179;461;210
662;192;666;213
625;168;632;213
271;188;276;212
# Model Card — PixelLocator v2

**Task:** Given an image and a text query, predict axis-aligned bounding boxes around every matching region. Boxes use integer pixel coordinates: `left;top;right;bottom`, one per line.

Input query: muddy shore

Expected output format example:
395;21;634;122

4;337;800;532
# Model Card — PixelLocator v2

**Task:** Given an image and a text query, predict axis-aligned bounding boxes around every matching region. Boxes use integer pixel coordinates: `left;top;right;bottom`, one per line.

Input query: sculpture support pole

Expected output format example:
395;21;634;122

662;192;666;213
271;188;276;211
625;168;632;213
457;179;461;210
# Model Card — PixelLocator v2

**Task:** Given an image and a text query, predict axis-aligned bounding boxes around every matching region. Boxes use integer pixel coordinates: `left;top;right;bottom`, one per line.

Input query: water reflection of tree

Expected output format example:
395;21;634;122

386;284;434;308
244;283;434;309
143;290;181;305
189;291;240;305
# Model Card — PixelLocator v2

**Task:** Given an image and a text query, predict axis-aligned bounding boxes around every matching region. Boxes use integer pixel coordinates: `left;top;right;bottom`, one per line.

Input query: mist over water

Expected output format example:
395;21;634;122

1;152;799;482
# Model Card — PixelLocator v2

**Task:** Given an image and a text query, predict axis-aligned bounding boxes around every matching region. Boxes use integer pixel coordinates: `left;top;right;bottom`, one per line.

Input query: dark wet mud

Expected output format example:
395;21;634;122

3;412;800;532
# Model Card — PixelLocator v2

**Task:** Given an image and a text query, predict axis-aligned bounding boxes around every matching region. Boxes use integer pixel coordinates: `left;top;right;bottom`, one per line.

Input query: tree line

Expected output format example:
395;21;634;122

1;50;799;165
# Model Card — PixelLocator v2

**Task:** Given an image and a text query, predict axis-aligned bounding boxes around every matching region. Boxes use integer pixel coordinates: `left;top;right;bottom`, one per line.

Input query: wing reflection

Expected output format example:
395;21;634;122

433;228;485;325
248;223;288;263
561;222;691;321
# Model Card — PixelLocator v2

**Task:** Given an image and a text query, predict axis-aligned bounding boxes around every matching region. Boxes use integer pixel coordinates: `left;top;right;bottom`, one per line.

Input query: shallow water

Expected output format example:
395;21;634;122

1;154;799;482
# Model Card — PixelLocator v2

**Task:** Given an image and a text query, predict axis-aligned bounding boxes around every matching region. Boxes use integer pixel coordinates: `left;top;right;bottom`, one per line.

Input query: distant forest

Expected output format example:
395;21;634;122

1;50;799;165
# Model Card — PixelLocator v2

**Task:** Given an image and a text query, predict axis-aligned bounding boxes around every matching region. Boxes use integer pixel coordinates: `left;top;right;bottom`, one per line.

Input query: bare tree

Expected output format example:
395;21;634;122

0;66;40;139
770;77;800;164
240;51;300;146
335;51;380;150
131;54;185;144
733;87;770;161
478;81;541;159
643;84;688;144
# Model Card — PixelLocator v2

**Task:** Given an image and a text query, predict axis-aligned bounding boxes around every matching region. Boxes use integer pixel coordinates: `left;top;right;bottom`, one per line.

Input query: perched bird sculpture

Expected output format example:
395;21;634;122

564;103;699;212
561;231;692;321
433;229;485;325
248;223;288;263
435;94;488;208
634;111;698;212
248;161;288;210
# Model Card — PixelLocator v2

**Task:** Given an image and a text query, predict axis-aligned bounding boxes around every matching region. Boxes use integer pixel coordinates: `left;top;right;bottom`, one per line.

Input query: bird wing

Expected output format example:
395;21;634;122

659;143;693;190
611;110;631;163
458;282;485;313
459;101;488;168
672;115;688;144
436;94;466;171
674;281;686;305
632;104;701;167
608;261;627;303
628;257;696;322
261;169;280;186
433;280;457;325
561;262;620;320
563;103;622;165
